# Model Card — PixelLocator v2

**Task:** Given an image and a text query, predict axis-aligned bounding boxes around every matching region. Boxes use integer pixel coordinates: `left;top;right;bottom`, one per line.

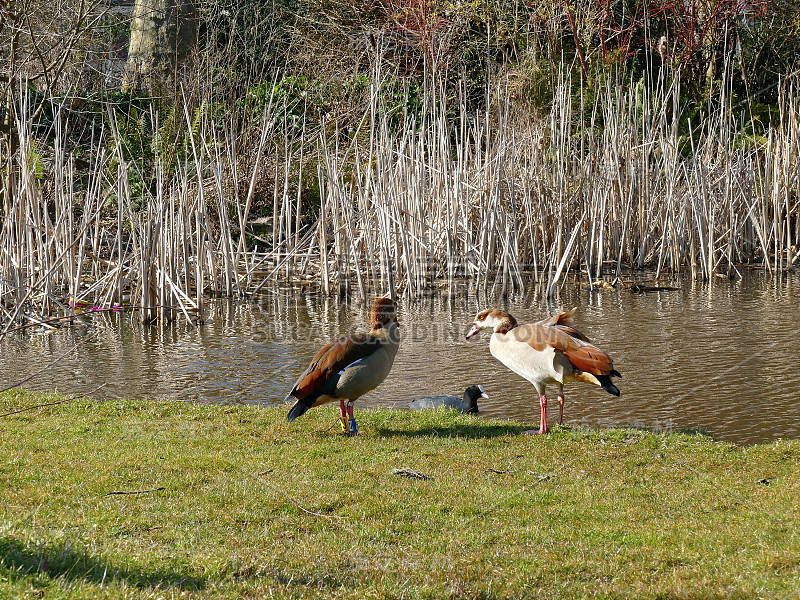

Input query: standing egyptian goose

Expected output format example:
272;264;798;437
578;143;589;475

285;297;400;435
466;308;621;434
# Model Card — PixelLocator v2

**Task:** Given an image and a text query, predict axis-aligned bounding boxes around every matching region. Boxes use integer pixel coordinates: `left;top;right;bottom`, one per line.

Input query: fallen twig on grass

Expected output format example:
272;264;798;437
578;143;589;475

250;471;349;520
104;487;166;497
280;494;348;520
0;383;107;418
0;398;74;418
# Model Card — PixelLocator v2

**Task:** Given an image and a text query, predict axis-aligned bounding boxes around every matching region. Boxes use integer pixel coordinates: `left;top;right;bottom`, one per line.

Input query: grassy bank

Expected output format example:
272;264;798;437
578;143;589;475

1;391;799;599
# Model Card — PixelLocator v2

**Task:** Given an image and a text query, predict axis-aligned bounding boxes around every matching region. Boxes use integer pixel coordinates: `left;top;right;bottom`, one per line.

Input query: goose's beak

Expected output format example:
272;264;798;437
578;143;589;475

466;323;481;339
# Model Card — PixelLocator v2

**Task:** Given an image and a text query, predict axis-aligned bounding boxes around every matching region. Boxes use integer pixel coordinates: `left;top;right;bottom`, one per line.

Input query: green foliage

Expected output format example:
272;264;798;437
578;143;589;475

105;96;216;212
380;76;424;132
199;0;799;154
198;0;299;99
109;100;156;211
241;75;309;130
25;142;46;181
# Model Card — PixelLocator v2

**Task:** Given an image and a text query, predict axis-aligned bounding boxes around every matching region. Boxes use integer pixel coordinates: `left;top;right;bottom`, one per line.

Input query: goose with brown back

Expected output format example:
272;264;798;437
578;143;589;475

285;297;400;435
466;308;621;434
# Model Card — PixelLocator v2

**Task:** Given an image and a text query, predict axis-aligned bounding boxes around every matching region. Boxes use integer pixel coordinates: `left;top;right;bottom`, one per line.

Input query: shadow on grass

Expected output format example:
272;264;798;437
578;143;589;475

0;536;206;591
376;423;536;439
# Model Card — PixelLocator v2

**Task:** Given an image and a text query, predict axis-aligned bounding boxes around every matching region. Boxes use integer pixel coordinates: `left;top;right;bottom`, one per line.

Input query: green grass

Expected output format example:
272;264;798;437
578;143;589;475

1;391;799;599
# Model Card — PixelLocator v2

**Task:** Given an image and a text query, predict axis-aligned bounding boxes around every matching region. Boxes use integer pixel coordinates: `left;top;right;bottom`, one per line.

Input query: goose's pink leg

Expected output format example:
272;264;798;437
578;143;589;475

537;393;550;434
557;392;566;425
346;402;358;436
339;400;348;432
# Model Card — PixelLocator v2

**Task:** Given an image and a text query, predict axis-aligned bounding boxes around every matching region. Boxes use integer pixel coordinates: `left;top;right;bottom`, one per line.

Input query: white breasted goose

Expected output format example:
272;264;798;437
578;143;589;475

466;308;621;434
408;385;488;414
285;297;400;435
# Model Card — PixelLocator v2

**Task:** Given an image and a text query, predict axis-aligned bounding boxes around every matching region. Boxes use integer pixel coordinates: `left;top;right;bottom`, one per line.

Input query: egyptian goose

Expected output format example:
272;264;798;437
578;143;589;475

466;308;621;434
285;297;400;435
408;385;488;414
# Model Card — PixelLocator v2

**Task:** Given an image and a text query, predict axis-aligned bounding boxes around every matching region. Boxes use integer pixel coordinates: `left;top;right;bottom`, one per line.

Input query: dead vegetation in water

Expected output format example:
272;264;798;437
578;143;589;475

2;69;799;335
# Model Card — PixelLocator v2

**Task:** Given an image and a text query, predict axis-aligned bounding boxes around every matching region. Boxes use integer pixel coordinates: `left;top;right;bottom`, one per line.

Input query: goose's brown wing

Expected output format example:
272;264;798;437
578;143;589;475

288;334;383;402
511;322;617;377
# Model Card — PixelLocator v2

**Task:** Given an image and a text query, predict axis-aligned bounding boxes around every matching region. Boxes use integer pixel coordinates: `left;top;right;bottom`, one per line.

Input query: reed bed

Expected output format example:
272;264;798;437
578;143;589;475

1;70;798;334
316;69;800;300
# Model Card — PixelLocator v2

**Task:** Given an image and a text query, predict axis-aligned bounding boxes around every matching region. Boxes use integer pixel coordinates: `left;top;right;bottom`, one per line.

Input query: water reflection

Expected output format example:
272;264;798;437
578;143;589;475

2;273;799;445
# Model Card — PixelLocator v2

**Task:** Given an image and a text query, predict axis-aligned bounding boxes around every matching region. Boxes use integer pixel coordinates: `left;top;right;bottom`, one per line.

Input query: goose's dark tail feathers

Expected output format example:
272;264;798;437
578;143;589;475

597;374;621;397
287;395;317;422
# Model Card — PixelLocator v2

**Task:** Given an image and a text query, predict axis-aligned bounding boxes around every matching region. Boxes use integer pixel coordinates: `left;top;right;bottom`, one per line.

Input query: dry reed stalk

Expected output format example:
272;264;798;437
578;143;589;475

3;69;800;334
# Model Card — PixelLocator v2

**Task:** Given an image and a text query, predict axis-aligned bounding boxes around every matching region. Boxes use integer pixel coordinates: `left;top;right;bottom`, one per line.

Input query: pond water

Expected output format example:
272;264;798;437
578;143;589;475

2;272;799;445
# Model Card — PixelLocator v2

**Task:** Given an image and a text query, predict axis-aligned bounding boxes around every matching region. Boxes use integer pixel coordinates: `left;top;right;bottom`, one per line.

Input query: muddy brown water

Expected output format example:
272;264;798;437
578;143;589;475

2;273;799;445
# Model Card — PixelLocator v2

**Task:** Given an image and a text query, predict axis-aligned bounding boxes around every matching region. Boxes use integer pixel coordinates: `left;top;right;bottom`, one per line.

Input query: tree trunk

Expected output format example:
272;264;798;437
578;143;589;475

122;0;198;95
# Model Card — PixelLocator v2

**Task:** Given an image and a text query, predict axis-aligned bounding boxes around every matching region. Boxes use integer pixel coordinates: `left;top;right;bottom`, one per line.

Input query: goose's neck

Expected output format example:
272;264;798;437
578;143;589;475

370;320;400;349
494;314;517;335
